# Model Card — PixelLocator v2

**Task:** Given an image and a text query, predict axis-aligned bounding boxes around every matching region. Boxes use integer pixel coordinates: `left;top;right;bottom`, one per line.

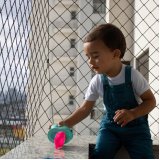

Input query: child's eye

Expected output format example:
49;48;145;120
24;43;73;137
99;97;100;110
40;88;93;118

93;56;98;59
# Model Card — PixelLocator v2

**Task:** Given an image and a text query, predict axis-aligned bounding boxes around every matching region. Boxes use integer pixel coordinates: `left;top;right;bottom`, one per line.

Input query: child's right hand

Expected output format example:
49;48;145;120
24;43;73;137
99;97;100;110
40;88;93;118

48;120;66;130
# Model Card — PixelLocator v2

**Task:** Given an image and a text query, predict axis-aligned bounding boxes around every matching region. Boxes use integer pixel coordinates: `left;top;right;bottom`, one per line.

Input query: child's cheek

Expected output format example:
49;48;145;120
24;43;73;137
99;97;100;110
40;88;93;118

95;59;99;63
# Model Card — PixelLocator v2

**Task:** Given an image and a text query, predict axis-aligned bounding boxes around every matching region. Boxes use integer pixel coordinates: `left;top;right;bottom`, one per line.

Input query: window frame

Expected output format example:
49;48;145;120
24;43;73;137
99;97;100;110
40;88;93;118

70;67;75;77
70;39;76;48
69;95;74;105
71;11;76;20
93;0;106;14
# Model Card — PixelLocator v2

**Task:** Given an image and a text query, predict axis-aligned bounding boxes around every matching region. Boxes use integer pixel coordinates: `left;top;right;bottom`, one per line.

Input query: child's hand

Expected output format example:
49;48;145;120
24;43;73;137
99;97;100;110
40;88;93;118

48;124;53;129
113;109;135;127
48;120;67;130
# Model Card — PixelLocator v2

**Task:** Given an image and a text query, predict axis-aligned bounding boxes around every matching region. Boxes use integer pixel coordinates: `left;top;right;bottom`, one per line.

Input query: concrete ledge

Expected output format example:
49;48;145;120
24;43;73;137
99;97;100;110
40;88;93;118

115;145;159;159
0;135;159;159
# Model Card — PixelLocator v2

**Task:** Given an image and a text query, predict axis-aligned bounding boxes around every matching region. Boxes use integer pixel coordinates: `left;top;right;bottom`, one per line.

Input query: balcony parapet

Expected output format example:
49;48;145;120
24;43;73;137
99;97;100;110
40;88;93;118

1;135;158;159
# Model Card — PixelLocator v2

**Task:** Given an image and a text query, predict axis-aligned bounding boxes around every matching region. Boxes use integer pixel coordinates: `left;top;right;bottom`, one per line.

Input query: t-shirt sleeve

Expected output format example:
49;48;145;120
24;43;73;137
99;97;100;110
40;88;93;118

131;68;150;96
84;75;99;101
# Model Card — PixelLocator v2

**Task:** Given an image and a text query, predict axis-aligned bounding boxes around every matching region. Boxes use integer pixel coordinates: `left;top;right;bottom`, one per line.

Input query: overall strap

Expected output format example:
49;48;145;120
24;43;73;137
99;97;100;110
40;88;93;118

125;65;132;83
100;74;109;85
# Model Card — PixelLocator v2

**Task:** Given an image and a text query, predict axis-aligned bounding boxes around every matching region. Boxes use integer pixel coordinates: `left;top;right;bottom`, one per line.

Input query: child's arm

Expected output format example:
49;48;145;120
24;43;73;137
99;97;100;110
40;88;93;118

114;89;156;127
48;100;96;129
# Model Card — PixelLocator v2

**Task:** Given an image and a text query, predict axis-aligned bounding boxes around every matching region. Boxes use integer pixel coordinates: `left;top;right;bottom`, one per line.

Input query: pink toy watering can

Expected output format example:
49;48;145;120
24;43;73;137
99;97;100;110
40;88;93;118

47;124;73;149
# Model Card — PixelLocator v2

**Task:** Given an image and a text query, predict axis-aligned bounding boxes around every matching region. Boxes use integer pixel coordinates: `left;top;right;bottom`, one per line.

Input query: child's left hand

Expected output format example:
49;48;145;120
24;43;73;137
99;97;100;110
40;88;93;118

113;109;135;127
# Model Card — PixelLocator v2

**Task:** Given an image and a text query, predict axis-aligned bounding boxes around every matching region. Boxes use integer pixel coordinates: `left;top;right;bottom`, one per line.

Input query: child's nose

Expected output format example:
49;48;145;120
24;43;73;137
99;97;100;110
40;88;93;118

89;58;94;65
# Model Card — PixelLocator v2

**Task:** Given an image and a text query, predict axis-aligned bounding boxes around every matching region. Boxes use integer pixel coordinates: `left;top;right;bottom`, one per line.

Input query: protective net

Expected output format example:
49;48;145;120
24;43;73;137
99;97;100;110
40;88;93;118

0;0;159;157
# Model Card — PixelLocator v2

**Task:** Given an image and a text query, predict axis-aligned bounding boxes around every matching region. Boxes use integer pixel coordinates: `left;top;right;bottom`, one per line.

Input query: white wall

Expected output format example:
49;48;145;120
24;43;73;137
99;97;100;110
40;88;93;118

107;0;135;62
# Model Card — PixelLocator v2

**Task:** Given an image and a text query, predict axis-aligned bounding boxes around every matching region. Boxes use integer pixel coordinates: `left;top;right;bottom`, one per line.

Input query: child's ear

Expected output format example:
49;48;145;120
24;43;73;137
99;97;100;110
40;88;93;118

113;49;121;59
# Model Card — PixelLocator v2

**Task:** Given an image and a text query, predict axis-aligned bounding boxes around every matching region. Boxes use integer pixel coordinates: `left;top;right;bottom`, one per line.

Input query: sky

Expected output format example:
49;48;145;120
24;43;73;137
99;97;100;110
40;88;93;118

0;0;31;94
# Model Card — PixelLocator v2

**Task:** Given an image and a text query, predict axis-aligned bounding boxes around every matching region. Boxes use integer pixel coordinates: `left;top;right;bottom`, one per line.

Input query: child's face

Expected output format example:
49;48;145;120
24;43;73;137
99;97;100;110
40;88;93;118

84;39;116;76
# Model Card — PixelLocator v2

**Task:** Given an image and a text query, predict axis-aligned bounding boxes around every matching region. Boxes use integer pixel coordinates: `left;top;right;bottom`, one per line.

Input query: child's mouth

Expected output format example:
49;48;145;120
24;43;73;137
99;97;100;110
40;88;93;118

93;67;99;71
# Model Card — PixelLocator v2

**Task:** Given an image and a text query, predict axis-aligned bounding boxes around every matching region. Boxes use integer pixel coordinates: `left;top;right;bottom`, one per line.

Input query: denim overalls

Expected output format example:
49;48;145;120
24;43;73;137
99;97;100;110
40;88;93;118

92;66;155;159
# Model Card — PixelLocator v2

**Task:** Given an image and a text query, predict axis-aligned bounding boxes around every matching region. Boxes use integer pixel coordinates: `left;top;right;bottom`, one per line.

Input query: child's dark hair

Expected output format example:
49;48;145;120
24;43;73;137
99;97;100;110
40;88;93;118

84;23;126;58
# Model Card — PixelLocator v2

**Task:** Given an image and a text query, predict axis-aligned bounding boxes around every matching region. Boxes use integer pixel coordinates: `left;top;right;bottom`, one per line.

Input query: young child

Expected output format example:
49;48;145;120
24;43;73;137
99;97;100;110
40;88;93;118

49;23;156;159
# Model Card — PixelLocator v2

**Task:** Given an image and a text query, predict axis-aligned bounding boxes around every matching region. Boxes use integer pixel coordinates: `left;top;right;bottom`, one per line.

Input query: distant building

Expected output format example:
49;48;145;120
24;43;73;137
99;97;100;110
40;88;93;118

0;100;4;104
0;101;26;119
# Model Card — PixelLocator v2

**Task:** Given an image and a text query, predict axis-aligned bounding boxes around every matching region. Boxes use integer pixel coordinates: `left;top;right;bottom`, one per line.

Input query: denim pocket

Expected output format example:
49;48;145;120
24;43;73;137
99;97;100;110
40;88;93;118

107;92;131;111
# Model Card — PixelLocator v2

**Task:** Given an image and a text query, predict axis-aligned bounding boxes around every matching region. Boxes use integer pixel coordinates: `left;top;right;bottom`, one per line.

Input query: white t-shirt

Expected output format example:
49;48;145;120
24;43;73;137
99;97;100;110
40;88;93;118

84;64;150;105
